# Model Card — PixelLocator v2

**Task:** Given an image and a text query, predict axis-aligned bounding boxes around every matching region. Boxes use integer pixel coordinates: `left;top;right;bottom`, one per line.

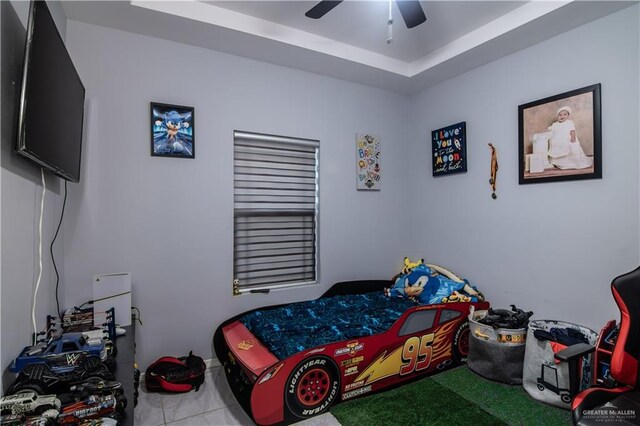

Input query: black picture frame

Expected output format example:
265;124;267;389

431;122;467;177
518;84;601;184
150;102;195;159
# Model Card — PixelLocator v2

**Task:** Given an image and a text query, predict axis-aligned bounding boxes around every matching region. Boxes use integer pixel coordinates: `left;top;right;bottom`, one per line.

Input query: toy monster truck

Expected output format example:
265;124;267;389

61;378;127;413
56;395;120;425
0;392;60;418
8;333;113;395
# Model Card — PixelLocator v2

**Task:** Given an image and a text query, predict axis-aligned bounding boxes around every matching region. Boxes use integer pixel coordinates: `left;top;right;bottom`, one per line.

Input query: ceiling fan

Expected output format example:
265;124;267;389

305;0;427;29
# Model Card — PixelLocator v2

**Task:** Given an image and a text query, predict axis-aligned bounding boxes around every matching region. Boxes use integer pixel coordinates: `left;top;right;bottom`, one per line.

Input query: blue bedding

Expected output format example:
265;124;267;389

239;292;417;360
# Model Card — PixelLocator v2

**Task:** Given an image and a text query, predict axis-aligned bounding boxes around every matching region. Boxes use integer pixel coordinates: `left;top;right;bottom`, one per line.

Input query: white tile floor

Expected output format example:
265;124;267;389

134;366;341;426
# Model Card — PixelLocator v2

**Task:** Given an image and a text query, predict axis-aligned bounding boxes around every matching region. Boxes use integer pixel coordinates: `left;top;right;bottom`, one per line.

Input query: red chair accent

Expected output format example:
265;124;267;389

571;266;640;425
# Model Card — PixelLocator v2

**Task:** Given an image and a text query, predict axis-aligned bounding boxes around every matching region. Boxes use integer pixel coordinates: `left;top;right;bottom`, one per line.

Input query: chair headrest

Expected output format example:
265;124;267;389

610;266;640;387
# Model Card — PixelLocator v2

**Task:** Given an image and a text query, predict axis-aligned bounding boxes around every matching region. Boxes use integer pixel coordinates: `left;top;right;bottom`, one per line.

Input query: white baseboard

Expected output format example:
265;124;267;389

139;357;220;383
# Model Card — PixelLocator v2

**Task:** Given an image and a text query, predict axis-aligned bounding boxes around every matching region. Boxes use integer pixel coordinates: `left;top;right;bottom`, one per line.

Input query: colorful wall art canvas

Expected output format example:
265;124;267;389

356;133;381;190
431;122;467;176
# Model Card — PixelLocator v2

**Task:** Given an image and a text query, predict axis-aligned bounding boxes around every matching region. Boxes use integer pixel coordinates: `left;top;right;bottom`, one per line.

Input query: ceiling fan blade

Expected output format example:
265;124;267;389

305;1;343;19
395;0;426;29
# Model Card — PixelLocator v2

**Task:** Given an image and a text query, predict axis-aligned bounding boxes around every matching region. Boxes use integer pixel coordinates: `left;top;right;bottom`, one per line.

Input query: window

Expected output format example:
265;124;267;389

439;309;462;324
398;310;437;336
233;131;319;294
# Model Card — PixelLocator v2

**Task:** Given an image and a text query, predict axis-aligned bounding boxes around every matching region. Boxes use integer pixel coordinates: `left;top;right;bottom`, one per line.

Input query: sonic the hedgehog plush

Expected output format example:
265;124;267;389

385;260;484;305
386;263;431;300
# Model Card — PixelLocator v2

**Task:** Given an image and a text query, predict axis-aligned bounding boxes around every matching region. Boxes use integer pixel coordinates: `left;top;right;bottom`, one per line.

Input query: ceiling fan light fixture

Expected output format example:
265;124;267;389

305;0;426;29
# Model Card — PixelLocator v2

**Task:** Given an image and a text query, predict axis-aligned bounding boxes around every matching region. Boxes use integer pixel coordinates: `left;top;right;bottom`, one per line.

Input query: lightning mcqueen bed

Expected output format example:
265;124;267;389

213;280;489;425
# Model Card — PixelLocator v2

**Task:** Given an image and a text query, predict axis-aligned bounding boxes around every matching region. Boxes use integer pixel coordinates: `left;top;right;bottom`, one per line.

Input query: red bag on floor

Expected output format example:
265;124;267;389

145;351;206;392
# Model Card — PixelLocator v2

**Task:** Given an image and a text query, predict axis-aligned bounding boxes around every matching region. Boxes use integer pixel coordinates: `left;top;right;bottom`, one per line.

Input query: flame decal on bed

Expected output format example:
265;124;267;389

430;320;457;365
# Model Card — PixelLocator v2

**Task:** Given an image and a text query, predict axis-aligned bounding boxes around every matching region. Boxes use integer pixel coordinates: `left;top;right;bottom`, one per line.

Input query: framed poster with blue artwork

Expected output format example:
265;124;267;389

150;102;195;158
431;122;467;176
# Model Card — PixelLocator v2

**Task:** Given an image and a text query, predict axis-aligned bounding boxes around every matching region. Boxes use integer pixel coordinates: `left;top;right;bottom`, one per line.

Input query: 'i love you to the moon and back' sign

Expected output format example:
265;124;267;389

431;122;467;177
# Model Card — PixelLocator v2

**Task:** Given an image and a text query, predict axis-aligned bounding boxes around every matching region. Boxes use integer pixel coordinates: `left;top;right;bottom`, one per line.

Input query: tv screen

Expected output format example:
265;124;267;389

17;0;85;183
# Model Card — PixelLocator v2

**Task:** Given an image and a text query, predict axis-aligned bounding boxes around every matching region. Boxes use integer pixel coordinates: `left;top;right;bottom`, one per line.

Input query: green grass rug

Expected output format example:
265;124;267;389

331;367;571;426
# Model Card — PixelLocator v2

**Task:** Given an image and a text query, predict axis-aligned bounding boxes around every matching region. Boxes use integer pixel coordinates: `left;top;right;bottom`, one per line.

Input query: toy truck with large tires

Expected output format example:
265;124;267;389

0;392;60;418
7;334;113;395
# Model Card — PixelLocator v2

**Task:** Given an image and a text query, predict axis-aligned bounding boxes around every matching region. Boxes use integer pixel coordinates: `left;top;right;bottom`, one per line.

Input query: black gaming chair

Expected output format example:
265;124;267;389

570;266;640;425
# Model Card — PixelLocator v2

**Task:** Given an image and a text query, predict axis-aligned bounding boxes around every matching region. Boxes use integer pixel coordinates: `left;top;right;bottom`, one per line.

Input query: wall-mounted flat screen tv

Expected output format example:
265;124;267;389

17;0;85;183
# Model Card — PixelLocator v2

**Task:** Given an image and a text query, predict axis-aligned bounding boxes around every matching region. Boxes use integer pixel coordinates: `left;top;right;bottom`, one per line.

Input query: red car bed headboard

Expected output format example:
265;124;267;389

610;266;640;388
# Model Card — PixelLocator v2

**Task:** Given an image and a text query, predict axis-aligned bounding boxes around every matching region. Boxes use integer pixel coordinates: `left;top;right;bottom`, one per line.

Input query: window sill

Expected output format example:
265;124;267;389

236;281;318;295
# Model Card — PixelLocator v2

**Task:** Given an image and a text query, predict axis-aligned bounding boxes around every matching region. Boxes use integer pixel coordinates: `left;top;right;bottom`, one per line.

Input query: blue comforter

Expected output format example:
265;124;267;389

239;292;417;360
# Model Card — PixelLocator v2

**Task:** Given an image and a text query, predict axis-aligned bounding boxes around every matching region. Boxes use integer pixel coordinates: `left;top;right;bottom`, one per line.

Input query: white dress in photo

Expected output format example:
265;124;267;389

547;119;593;170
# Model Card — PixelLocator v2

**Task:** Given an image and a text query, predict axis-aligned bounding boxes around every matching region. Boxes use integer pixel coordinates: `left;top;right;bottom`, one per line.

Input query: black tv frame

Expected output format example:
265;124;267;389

16;0;85;183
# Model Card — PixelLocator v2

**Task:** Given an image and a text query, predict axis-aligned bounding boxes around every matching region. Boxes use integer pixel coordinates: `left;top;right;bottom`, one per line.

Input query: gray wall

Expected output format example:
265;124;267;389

0;0;68;390
406;5;640;332
63;21;411;368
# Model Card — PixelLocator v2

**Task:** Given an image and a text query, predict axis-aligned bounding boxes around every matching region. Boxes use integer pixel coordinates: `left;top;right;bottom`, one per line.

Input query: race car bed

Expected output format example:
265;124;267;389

213;280;489;425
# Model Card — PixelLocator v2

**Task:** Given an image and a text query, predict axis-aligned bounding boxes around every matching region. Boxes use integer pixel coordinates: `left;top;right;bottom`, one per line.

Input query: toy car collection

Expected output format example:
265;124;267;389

8;334;113;395
0;378;127;425
2;305;132;425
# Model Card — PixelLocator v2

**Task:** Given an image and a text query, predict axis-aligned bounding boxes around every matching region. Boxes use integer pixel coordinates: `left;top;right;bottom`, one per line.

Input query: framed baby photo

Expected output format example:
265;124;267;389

150;102;195;158
518;83;601;184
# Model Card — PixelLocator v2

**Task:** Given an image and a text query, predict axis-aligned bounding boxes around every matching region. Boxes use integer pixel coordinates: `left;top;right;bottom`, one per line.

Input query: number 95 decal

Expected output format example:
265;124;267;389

400;334;434;375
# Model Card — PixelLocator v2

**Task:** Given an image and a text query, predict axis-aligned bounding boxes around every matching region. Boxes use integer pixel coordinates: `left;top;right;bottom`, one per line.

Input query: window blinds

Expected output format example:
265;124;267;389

233;131;319;293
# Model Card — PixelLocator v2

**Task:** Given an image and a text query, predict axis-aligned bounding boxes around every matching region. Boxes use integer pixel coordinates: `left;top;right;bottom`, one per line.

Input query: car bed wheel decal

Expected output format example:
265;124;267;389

285;356;339;419
297;368;330;407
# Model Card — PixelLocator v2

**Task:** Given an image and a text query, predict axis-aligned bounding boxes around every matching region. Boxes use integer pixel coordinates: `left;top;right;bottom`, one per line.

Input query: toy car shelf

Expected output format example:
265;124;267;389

3;313;137;426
